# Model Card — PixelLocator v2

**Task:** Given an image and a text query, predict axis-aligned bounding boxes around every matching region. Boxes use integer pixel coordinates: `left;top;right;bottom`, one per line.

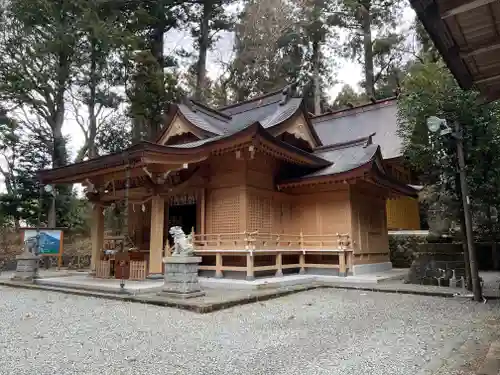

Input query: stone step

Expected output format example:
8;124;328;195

477;341;500;375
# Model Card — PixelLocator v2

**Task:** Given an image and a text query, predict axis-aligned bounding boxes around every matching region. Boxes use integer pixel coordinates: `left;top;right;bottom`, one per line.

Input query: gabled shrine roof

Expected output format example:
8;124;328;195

308;136;379;177
39;87;414;197
157;86;311;143
278;134;417;197
39;122;330;184
311;98;402;160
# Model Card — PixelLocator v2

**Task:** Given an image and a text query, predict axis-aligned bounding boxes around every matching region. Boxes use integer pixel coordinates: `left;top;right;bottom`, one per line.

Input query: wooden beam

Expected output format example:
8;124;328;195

460;40;500;58
441;0;498;19
475;72;500;84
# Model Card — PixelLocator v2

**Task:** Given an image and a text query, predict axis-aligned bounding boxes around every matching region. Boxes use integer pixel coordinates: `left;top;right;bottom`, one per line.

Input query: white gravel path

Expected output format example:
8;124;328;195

0;286;499;375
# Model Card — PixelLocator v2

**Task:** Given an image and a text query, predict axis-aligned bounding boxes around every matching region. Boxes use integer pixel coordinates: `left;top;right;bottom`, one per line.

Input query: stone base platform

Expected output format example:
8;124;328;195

159;256;205;299
11;252;39;281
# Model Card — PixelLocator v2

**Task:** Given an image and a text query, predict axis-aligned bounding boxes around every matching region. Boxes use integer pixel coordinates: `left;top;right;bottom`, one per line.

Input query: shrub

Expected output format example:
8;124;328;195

389;234;426;268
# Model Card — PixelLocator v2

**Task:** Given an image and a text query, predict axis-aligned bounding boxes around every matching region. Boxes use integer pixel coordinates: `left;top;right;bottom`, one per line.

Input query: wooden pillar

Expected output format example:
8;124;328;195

299;252;306;274
339;252;347;277
246;253;254;280
215;252;223;278
346;251;353;274
200;188;206;235
90;204;104;274
275;252;283;277
149;195;165;276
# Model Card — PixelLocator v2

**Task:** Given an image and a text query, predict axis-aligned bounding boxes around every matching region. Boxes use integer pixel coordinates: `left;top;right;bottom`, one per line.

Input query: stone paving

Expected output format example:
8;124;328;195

1;286;500;375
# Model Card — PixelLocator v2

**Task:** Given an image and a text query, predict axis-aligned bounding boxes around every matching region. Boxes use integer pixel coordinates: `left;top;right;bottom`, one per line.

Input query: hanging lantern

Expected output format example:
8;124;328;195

141;204;146;212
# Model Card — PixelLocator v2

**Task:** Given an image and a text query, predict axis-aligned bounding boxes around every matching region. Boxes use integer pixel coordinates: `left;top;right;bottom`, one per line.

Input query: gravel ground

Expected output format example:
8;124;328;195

1;286;499;375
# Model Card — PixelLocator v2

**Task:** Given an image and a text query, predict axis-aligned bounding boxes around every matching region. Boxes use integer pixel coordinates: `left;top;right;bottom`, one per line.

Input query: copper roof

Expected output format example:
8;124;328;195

311;98;402;159
411;0;500;101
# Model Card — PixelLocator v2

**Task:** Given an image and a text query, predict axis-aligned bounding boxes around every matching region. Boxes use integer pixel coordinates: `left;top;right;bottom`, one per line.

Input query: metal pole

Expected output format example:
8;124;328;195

36;184;43;255
454;173;472;290
455;121;482;301
48;191;56;228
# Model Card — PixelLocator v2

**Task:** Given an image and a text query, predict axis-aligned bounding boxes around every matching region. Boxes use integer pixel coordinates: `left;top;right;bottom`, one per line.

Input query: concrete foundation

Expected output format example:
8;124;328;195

352;262;392;275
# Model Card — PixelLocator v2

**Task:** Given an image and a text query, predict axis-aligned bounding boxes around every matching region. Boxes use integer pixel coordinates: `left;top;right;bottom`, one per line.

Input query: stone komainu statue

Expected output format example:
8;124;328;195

169;226;194;256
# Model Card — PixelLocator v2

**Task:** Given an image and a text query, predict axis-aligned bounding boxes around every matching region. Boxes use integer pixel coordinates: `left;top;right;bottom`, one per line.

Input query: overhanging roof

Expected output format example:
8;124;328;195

411;0;500;101
311;98;401;159
39;123;330;184
277;136;418;197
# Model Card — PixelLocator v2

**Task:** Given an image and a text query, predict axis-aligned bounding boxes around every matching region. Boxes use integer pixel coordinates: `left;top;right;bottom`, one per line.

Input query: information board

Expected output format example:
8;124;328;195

22;229;63;255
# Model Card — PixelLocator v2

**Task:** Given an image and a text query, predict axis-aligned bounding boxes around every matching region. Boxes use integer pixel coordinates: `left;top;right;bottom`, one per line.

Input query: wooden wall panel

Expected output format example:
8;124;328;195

386;197;420;230
350;183;389;256
247;169;275;190
289;189;351;235
248;193;272;233
206;187;242;233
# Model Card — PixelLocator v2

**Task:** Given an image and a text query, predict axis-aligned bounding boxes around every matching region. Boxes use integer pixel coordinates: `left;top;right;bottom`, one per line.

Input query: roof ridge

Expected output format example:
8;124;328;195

217;86;288;111
313;96;398;120
188;99;232;120
314;134;376;152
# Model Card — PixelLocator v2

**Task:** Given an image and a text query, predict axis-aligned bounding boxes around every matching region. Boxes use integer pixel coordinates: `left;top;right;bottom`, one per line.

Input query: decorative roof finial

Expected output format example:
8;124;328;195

279;82;298;105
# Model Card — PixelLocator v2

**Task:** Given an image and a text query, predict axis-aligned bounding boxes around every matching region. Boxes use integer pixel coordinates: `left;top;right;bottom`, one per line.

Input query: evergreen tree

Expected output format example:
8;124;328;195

72;0;125;160
335;0;405;98
189;0;235;101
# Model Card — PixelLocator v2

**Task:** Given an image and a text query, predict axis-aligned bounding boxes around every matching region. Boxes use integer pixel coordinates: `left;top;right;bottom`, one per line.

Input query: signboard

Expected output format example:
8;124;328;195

21;229;63;256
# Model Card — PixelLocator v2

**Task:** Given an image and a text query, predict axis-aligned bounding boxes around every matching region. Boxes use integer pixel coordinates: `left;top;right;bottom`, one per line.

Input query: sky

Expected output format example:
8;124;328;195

0;4;417;193
64;5;417;161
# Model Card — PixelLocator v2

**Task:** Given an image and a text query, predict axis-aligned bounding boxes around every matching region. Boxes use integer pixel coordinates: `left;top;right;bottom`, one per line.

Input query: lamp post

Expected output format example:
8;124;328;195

44;184;56;228
427;116;482;302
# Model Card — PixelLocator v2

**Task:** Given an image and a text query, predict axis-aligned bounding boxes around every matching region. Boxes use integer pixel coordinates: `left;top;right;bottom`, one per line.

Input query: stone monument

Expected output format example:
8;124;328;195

12;235;40;282
158;226;205;299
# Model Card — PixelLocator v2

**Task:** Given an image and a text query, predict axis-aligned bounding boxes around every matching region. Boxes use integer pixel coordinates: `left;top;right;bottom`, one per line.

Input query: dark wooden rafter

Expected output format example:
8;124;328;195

411;0;500;100
440;0;498;18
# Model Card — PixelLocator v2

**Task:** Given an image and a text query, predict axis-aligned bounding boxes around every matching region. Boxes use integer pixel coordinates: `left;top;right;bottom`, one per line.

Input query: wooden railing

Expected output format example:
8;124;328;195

193;231;351;251
192;231;353;279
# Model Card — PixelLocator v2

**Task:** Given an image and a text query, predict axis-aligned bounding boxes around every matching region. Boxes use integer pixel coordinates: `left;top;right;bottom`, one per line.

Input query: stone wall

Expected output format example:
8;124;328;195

406;243;465;286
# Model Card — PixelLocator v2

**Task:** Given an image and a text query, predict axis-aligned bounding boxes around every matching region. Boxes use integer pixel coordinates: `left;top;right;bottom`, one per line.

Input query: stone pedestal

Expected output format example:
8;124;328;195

11;252;40;282
158;256;205;299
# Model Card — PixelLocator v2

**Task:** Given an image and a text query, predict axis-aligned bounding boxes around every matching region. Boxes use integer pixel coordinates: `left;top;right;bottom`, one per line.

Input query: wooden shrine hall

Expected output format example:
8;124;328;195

38;86;417;280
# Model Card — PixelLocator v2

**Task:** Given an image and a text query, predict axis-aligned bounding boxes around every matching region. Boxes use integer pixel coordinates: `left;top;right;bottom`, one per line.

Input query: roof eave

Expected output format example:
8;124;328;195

277;162;372;189
409;0;474;91
39;123;329;184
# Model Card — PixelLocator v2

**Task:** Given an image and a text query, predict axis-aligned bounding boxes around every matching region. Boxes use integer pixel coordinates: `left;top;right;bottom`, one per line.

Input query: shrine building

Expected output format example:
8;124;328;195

38;86;417;281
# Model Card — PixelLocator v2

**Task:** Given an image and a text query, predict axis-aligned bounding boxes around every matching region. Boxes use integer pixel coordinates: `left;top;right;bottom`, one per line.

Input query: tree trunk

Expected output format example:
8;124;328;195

195;1;212;102
87;37;98;159
360;3;374;98
312;40;321;115
48;47;71;228
487;207;498;270
149;5;165;139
